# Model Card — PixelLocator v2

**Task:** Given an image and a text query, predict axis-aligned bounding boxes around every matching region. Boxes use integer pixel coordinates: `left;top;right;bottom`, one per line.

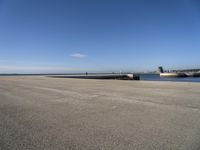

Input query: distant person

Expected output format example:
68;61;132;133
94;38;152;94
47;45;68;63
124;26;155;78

86;72;88;75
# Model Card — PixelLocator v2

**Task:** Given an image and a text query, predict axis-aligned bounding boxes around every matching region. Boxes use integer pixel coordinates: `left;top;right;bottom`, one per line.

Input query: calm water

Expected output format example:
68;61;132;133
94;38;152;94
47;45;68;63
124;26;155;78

139;74;200;83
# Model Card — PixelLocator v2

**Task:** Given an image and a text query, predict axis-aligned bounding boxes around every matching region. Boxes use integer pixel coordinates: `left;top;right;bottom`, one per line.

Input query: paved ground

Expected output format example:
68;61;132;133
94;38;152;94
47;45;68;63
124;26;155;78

0;76;200;150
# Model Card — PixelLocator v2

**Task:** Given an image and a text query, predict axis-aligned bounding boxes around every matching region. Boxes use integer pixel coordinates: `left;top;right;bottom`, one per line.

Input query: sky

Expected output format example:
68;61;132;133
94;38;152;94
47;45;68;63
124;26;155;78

0;0;200;73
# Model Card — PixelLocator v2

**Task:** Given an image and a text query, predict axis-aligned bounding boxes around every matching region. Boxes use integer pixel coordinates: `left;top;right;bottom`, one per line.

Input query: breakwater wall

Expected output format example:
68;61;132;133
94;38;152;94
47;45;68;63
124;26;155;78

48;74;140;80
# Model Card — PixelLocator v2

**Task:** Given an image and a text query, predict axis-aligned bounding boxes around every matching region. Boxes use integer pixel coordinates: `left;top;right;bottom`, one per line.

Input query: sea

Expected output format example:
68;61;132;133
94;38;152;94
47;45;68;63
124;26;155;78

0;73;200;83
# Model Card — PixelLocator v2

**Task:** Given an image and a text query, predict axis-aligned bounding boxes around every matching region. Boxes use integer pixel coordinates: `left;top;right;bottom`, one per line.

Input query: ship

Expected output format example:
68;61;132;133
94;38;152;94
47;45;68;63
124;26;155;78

158;66;200;78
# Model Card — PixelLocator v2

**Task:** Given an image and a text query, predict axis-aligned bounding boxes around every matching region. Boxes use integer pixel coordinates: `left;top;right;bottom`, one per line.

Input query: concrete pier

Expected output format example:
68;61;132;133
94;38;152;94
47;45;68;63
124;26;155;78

0;76;200;150
48;73;140;80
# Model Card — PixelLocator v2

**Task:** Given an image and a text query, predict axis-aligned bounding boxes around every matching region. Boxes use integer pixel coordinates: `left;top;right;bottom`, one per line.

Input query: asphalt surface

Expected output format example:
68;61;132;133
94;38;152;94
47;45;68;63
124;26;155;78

0;76;200;150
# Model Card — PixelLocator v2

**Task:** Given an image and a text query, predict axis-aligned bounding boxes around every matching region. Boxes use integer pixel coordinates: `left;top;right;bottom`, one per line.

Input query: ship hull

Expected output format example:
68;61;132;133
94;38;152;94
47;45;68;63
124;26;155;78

160;73;187;78
160;72;200;78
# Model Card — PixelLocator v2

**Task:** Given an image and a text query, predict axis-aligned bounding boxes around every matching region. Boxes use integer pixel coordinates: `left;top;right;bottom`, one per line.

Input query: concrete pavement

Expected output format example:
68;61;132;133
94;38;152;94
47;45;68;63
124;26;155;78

0;76;200;150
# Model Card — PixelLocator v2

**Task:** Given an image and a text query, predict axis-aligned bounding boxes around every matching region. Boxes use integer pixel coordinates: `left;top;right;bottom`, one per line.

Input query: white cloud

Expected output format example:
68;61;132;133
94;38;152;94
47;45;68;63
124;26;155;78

70;53;87;58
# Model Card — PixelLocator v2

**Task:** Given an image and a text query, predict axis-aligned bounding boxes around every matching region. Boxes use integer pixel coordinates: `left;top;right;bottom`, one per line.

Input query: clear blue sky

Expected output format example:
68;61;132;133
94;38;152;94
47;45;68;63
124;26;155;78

0;0;200;73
